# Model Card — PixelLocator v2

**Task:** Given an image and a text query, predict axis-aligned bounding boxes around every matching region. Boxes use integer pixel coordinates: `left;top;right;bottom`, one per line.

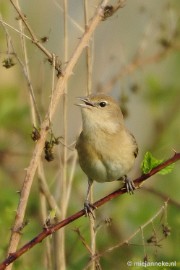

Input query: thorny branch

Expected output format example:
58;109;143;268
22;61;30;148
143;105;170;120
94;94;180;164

0;152;179;270
9;0;62;76
9;0;126;77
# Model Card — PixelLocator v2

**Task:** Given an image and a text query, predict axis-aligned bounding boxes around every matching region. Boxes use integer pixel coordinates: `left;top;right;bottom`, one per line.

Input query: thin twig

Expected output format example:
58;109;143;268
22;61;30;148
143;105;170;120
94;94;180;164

74;228;92;254
9;0;53;62
39;178;53;270
64;151;78;213
0;14;41;125
38;161;61;218
87;200;169;267
84;0;93;95
52;0;84;33
49;53;56;122
0;18;31;40
15;0;41;126
0;152;179;270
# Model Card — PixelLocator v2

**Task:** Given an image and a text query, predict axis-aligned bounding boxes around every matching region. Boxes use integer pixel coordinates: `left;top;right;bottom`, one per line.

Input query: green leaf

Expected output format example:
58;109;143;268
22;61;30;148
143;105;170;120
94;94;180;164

158;163;175;175
141;152;174;175
141;152;162;174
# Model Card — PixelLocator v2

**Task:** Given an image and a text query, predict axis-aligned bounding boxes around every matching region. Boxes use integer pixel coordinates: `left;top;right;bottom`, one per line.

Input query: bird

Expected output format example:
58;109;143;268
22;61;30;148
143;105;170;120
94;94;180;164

76;93;138;216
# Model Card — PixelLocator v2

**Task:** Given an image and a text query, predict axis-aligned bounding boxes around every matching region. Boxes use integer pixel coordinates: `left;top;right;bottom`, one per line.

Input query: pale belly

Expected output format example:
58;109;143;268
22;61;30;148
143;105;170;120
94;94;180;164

79;154;134;183
76;130;136;183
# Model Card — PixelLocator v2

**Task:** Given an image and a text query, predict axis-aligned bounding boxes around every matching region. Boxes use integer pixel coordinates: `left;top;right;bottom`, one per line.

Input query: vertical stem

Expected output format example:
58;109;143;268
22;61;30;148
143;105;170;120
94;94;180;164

84;1;96;270
14;0;41;126
58;0;68;269
62;0;68;220
84;0;93;95
140;226;146;260
64;151;78;213
49;53;56;122
38;162;53;270
89;185;96;270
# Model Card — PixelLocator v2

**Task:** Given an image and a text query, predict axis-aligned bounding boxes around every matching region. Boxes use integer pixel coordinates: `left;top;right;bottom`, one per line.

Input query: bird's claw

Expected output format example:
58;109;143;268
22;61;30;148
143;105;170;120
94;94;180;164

123;175;135;194
84;200;96;219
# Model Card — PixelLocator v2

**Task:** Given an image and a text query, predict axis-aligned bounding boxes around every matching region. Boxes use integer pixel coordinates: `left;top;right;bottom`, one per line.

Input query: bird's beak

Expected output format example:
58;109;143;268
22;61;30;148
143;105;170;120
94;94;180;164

75;97;95;108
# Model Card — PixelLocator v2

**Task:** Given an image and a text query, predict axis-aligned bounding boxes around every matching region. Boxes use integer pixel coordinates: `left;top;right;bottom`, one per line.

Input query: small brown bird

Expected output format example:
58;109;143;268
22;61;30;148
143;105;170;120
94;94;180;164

76;94;138;216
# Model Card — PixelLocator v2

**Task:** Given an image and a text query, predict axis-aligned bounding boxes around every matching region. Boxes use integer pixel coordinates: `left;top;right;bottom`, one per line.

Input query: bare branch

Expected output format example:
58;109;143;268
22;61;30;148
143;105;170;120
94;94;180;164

86;200;169;268
9;0;53;61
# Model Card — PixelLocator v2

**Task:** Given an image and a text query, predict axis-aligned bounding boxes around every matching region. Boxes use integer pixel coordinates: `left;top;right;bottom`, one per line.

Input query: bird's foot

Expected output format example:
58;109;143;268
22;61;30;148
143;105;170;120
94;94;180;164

84;200;96;219
122;175;136;194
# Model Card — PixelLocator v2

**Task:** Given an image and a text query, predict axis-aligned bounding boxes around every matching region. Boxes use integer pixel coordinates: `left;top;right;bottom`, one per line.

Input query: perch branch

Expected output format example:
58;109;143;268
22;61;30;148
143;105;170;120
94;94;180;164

0;152;179;270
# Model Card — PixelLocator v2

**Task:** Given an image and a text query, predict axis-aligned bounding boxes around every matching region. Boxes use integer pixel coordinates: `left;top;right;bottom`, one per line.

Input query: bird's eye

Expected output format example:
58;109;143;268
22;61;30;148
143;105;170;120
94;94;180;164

99;101;107;107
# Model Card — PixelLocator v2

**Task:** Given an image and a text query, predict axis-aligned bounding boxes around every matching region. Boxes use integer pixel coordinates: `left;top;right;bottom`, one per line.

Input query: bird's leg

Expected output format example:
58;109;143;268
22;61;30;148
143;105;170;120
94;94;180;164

120;175;136;194
124;175;135;194
84;179;96;218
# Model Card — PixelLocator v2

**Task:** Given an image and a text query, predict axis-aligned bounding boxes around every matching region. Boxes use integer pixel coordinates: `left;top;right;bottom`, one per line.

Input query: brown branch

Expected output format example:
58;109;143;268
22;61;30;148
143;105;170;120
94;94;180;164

0;152;179;270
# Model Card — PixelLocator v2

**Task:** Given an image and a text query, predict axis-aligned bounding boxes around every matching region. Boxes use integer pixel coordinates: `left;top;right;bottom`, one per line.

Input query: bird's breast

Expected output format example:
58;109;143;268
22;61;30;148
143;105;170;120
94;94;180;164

76;130;136;182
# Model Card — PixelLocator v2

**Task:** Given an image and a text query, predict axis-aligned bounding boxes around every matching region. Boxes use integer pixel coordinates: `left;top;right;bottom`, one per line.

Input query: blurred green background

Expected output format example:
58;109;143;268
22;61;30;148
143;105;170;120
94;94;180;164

0;0;180;269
